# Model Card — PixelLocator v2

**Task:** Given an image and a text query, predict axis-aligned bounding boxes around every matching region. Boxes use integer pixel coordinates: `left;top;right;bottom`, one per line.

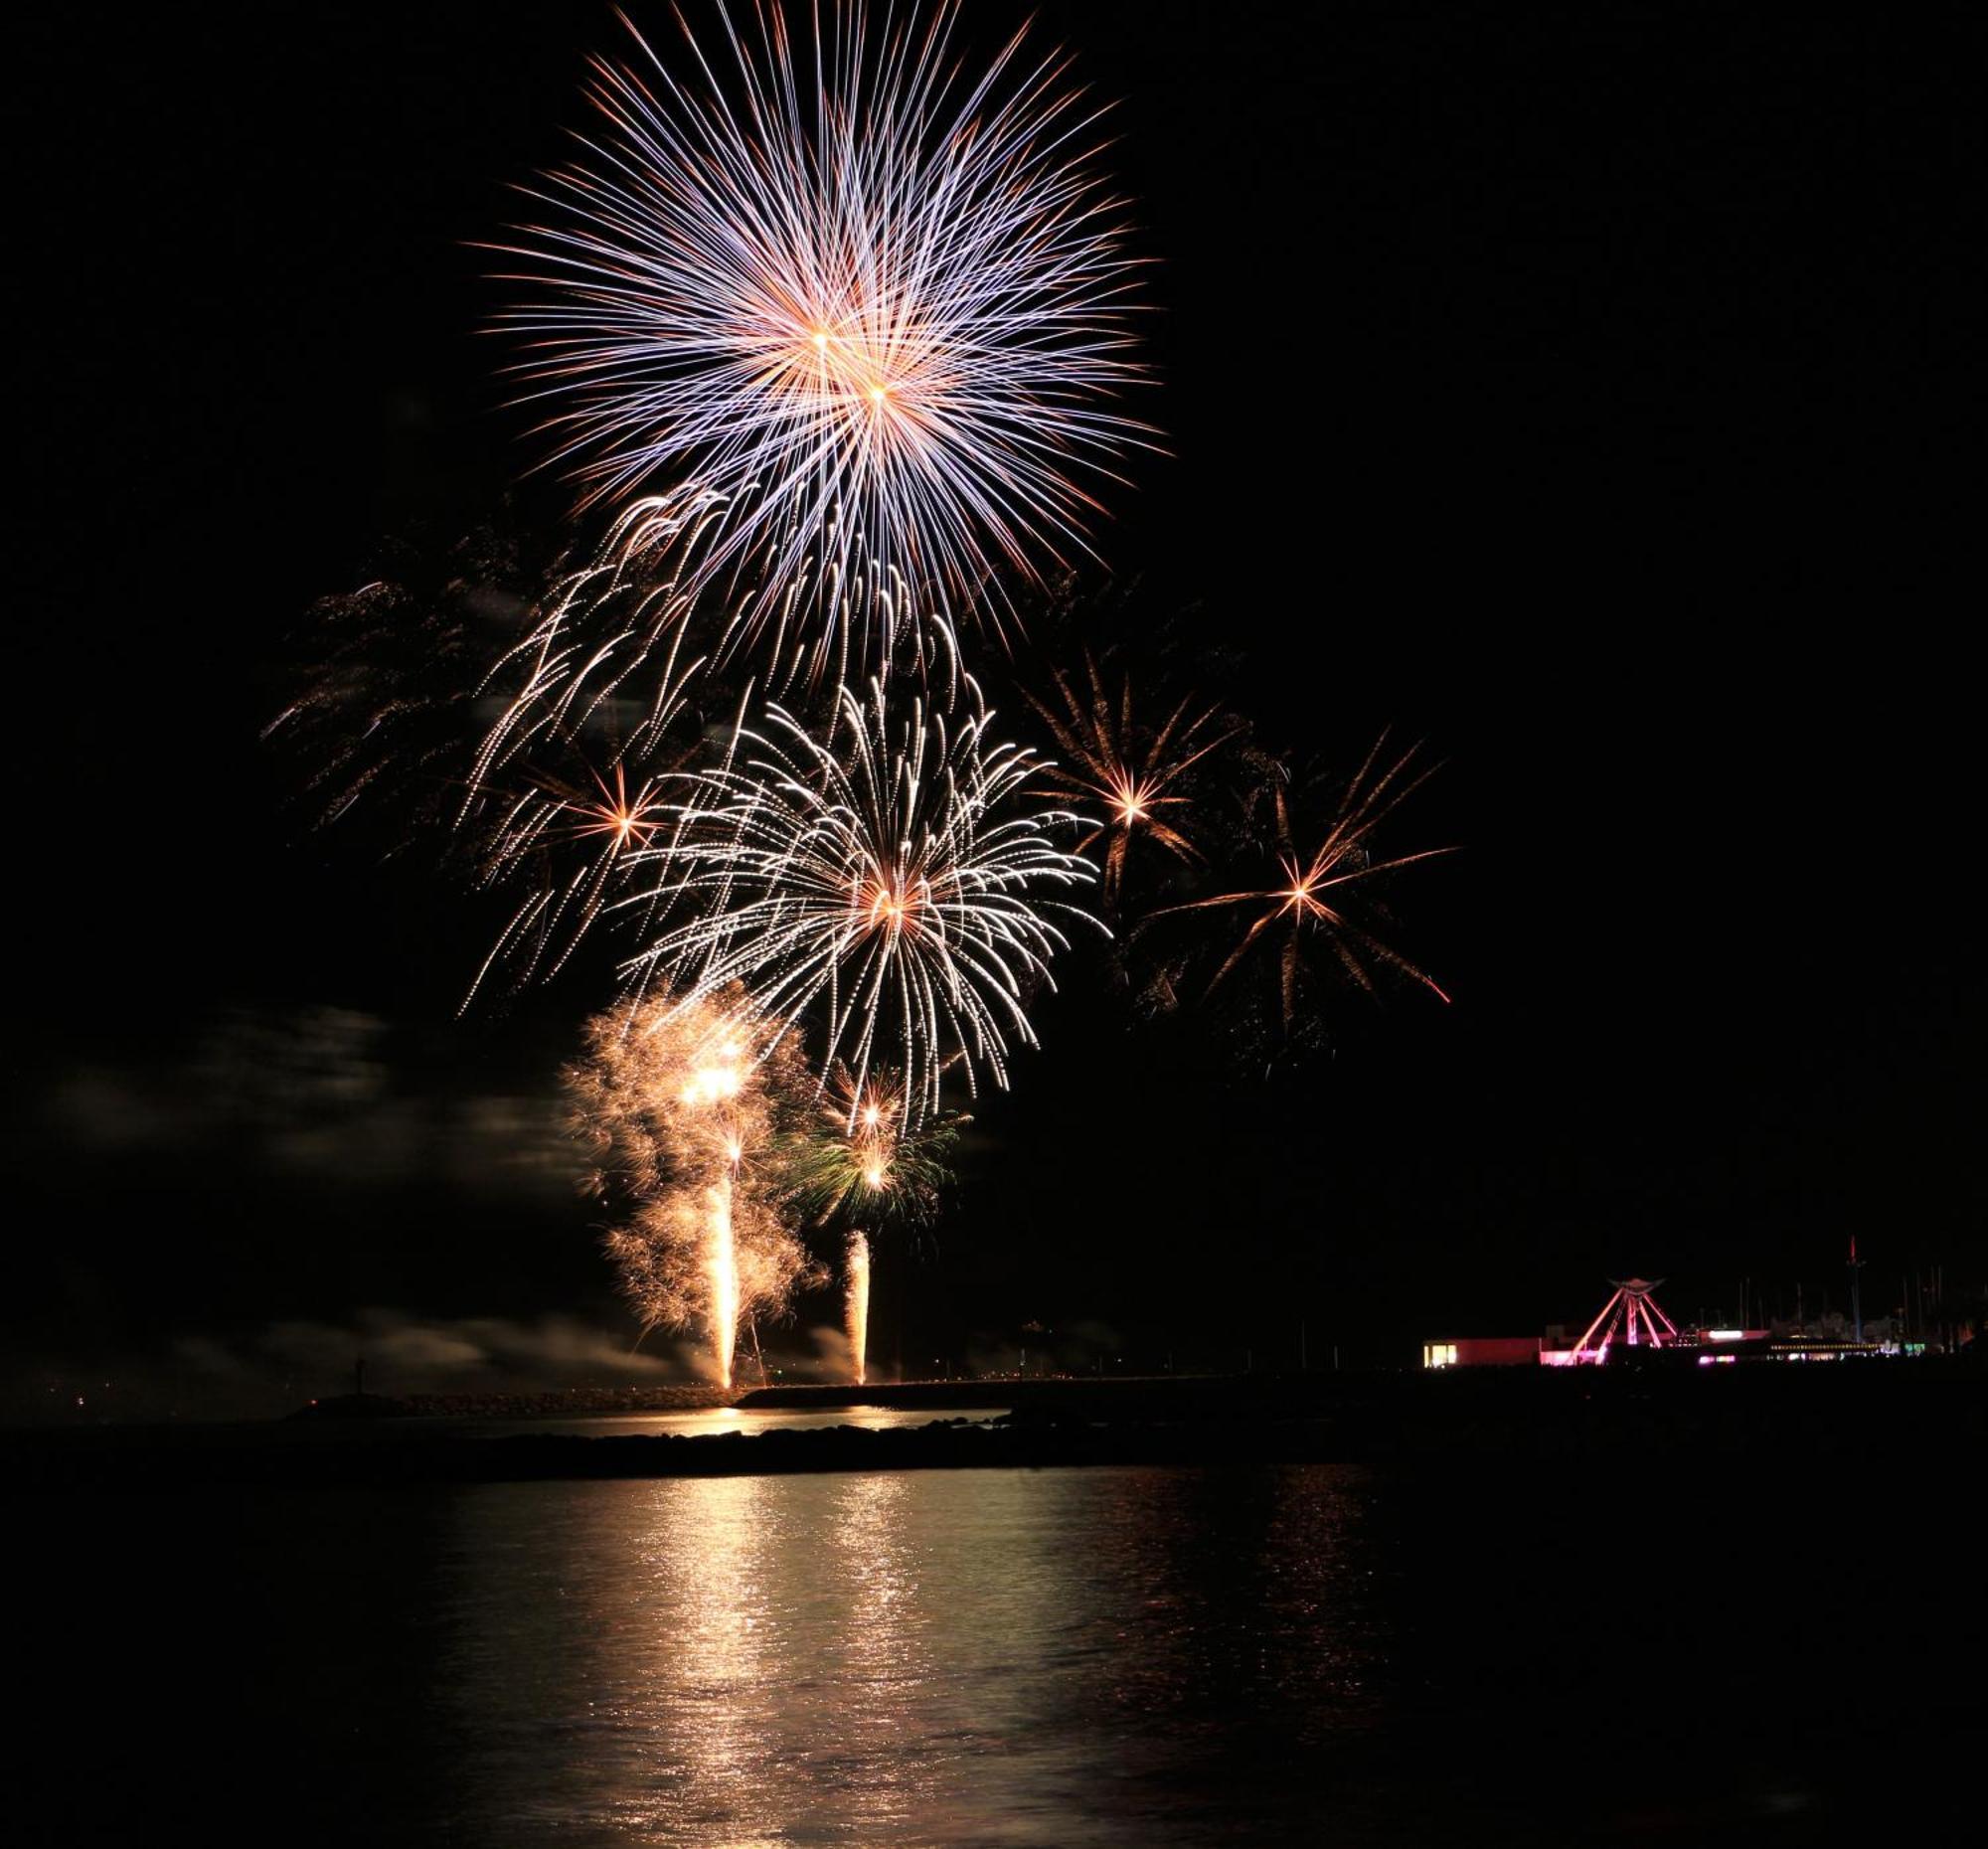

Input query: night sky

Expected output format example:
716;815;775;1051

12;5;1983;1407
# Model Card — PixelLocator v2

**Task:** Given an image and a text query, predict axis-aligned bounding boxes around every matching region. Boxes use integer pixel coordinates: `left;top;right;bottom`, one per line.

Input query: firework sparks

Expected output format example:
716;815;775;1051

491;2;1149;674
845;1230;871;1387
1154;739;1453;1037
264;514;716;1007
265;4;1469;1386
464;503;709;799
621;680;1095;1120
452;507;722;1005
569;761;669;854
464;754;689;1007
569;988;821;1384
265;532;530;844
779;1067;962;1225
775;1067;961;1386
1025;654;1241;908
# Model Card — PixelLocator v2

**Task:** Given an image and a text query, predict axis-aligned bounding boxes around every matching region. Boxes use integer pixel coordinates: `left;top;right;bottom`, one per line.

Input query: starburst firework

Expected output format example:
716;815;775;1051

1155;739;1454;1037
451;507;718;1003
492;1;1148;676
621;680;1096;1120
1024;653;1240;908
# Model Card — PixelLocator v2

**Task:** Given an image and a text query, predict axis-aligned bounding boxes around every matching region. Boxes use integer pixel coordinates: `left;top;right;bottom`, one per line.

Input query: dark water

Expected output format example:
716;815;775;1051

23;1461;1975;1844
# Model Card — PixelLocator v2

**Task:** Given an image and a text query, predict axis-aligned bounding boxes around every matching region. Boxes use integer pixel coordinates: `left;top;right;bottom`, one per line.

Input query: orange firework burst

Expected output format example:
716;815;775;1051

1024;655;1241;908
567;762;668;853
1155;738;1453;1037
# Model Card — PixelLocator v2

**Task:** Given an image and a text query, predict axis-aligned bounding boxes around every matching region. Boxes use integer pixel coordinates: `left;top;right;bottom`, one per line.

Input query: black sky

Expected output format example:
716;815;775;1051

11;4;1984;1398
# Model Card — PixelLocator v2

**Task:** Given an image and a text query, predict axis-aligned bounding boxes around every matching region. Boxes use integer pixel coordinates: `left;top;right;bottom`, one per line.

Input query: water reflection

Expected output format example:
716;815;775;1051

435;1466;1386;1844
643;1475;775;1838
29;1459;1977;1842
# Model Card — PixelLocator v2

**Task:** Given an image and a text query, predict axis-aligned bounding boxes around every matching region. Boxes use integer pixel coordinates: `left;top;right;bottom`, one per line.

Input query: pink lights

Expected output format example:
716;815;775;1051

1552;1277;1680;1366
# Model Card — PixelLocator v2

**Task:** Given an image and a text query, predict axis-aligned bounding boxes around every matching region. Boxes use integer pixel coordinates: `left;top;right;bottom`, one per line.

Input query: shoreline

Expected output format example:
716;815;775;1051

12;1364;1982;1487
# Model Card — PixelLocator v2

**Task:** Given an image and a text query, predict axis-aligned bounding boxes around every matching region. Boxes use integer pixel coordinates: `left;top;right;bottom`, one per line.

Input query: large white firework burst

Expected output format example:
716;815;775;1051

492;0;1149;676
620;679;1096;1121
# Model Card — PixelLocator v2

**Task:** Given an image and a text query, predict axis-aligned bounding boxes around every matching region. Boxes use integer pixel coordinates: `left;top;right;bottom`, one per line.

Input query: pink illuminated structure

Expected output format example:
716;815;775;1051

1542;1277;1681;1366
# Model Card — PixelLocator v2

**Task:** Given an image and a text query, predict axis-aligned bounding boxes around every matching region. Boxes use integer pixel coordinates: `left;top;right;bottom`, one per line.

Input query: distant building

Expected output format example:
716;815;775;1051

1421;1336;1540;1368
1423;1276;1917;1369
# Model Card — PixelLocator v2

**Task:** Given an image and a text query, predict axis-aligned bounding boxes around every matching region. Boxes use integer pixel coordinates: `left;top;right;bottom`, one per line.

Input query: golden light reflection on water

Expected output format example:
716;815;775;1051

642;1475;775;1836
439;1466;1384;1845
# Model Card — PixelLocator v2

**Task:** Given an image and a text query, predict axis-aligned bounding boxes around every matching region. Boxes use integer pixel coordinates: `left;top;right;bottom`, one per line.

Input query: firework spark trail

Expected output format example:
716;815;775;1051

491;1;1149;679
452;509;725;1008
262;520;727;1008
620;680;1097;1122
265;545;519;845
709;1177;741;1389
452;483;984;1010
465;500;712;801
845;1230;871;1387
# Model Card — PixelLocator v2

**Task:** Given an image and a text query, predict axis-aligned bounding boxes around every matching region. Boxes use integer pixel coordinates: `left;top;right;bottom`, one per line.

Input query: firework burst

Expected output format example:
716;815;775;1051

621;679;1096;1121
774;1066;962;1386
778;1066;963;1228
492;1;1149;675
569;987;822;1384
1152;738;1453;1039
1024;653;1241;909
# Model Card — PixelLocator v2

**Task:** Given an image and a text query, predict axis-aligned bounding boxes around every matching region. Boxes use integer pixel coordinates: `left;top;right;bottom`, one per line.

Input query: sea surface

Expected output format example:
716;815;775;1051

24;1455;1974;1844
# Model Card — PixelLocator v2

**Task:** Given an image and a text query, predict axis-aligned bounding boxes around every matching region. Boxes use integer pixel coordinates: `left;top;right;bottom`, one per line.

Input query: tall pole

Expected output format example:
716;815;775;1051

1847;1237;1865;1346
